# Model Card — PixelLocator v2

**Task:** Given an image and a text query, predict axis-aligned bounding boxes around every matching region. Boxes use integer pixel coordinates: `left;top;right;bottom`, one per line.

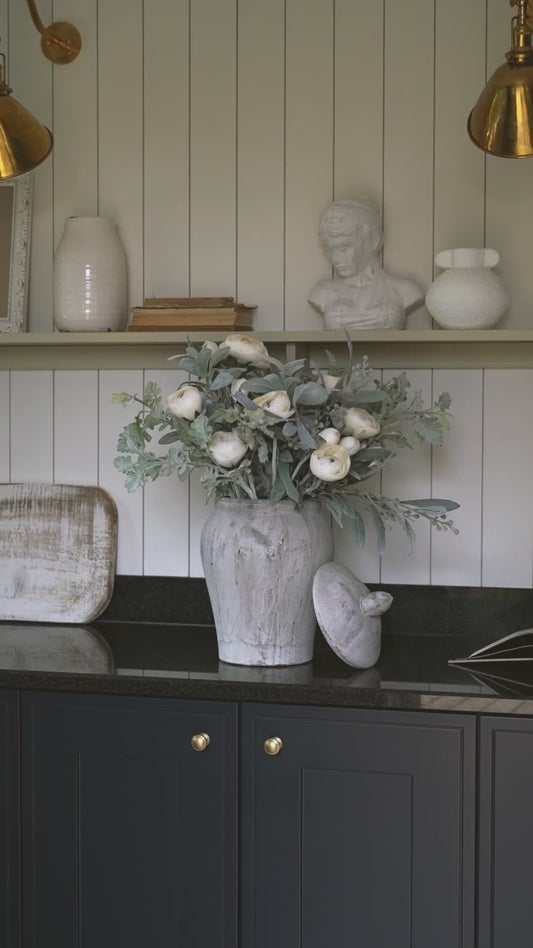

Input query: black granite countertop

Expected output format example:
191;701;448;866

0;618;532;716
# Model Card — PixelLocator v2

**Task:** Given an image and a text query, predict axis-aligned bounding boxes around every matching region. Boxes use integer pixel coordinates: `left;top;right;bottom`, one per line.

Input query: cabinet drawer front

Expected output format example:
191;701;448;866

0;691;19;948
242;704;475;948
22;692;238;948
479;716;533;948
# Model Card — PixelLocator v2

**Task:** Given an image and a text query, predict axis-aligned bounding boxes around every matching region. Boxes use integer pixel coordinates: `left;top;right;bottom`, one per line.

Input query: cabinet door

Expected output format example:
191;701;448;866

242;704;475;948
22;692;237;948
479;716;533;948
0;690;19;948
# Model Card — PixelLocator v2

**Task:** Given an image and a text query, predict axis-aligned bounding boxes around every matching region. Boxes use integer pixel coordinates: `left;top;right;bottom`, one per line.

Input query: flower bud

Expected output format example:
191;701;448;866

223;333;269;366
167;385;203;421
253;390;294;419
317;427;341;444
208;431;247;468
310;443;351;482
339;435;361;456
342;407;381;439
321;373;342;392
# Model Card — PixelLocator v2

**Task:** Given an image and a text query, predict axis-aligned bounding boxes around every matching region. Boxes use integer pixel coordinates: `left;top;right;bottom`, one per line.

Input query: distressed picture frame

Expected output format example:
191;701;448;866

0;173;33;332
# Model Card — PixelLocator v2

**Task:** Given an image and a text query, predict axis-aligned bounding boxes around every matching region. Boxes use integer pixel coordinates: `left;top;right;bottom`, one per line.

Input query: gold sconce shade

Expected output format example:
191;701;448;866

468;0;533;158
0;79;52;178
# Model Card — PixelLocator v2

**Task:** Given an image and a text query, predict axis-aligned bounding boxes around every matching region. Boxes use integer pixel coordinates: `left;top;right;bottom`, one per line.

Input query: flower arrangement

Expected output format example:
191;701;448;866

113;333;459;552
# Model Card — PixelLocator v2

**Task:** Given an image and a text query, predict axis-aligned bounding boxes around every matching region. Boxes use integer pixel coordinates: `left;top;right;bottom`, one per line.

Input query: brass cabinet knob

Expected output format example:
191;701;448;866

190;732;210;752
264;736;283;756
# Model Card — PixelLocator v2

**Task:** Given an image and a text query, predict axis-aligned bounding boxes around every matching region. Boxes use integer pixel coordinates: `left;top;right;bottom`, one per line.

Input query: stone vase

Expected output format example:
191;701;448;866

425;247;509;329
54;216;127;331
200;499;333;666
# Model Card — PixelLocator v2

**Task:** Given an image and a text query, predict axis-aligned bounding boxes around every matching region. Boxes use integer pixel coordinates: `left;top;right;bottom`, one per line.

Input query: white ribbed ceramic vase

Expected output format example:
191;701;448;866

425;248;509;329
200;499;334;666
54;216;127;331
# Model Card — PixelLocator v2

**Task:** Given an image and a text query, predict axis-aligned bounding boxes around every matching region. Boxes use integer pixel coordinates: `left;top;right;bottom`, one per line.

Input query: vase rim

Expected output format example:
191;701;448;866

214;497;320;508
66;215;113;223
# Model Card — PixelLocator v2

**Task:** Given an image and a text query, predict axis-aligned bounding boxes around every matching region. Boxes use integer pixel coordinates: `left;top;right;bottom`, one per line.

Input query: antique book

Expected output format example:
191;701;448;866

449;627;533;665
144;296;235;308
127;304;255;332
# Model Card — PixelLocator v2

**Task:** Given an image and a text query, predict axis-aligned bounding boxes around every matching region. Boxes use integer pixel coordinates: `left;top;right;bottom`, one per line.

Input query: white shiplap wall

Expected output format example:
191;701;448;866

1;0;532;588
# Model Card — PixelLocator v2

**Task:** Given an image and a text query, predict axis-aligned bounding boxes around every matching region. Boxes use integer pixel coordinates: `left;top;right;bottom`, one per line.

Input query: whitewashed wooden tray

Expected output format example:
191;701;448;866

0;484;118;623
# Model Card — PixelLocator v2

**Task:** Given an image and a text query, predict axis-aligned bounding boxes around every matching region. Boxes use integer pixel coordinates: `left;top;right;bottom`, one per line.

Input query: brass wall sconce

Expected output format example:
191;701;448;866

468;0;533;157
0;0;82;180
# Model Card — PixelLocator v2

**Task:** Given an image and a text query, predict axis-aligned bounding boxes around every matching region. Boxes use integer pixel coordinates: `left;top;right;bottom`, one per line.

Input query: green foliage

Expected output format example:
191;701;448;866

113;336;460;551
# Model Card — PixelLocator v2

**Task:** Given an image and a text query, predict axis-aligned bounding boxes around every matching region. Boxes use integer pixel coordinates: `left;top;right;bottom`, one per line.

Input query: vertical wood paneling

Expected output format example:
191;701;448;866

0;372;9;481
143;0;190;300
189;0;237;297
334;0;384;201
431;370;483;586
237;0;285;330
0;0;7;62
383;0;435;330
54;371;98;484
380;370;432;583
11;0;54;331
98;0;144;314
285;0;334;330
98;369;144;575
333;511;381;586
433;0;486;260
10;372;53;481
6;0;533;587
485;0;532;330
483;371;533;587
189;472;211;578
141;368;189;577
52;0;98;232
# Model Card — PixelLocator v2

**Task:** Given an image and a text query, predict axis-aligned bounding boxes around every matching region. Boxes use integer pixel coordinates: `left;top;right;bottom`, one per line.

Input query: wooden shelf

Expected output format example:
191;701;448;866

1;330;533;369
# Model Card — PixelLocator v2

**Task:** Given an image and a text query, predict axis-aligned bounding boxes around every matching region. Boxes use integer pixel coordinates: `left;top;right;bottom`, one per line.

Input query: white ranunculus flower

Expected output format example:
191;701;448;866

317;427;341;444
310;443;351;482
223;333;270;366
342;407;381;439
202;340;219;353
340;435;361;456
167;385;203;421
253;390;294;419
321;373;342;392
208;431;247;468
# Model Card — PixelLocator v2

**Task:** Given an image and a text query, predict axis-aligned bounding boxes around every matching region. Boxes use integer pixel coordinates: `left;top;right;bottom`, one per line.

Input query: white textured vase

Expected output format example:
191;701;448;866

425;248;509;329
54;216;127;331
200;499;334;666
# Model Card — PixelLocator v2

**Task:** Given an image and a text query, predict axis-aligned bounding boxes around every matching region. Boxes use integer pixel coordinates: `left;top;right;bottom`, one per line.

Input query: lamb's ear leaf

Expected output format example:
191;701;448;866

276;461;301;503
295;416;317;449
404;498;460;515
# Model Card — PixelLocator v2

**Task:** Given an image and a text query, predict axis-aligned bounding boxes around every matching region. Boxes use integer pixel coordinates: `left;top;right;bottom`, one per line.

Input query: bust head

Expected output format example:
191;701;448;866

318;197;383;278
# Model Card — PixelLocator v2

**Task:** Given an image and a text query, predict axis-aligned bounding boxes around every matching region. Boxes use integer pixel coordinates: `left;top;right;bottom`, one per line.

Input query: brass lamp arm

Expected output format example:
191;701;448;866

25;0;81;64
26;0;46;35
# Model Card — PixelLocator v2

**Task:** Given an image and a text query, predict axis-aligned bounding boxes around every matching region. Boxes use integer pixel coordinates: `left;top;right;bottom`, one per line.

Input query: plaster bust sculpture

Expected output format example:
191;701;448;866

308;197;423;330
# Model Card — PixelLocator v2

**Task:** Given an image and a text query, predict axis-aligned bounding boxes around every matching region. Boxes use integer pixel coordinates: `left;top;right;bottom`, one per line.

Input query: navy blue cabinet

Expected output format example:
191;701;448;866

21;692;238;948
242;704;476;948
0;691;19;948
479;716;533;948
4;688;529;948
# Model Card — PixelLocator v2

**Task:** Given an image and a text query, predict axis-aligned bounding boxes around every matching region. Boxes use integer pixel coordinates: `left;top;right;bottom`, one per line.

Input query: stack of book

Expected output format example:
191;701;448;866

127;296;256;332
